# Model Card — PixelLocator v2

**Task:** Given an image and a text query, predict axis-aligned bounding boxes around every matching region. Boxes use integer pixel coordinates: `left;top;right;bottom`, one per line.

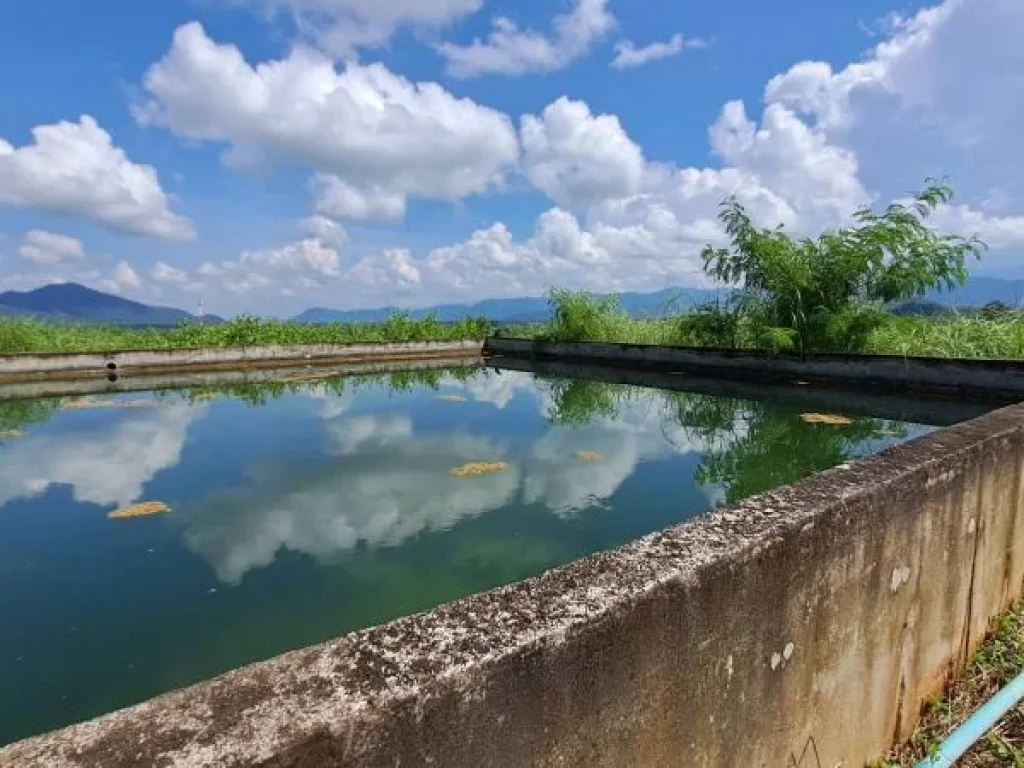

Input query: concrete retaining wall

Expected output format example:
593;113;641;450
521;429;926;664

5;401;1024;766
486;338;1024;400
0;341;484;383
0;356;483;401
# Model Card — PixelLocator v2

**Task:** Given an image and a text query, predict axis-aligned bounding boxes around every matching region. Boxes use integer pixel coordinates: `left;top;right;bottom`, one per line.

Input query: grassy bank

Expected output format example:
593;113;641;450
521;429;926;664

0;314;495;354
878;600;1024;766
3;309;1024;359
524;290;1024;359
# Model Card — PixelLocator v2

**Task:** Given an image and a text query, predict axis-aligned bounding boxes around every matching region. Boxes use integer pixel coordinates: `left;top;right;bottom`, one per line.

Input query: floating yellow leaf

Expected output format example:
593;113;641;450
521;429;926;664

575;451;603;462
109;501;171;519
0;429;22;440
438;394;468;403
448;462;508;478
800;413;854;426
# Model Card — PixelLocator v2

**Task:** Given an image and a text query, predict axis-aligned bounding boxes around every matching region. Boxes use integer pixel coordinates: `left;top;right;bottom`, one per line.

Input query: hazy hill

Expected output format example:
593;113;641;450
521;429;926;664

296;287;721;324
2;276;1020;328
0;283;220;326
295;277;1024;323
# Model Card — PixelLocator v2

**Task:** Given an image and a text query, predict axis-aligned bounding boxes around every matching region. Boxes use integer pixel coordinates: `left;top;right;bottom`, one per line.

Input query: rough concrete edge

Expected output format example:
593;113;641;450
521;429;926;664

0;341;484;382
486;337;1024;369
0;356;484;401
3;402;1022;767
484;338;1024;399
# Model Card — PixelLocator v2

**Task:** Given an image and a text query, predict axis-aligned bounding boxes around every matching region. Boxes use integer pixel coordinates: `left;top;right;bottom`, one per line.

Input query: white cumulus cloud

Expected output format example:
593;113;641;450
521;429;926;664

111;261;143;292
239;238;342;277
610;33;705;70
18;230;85;267
242;0;484;54
135;22;519;221
0;117;194;240
521;97;647;209
438;0;615;78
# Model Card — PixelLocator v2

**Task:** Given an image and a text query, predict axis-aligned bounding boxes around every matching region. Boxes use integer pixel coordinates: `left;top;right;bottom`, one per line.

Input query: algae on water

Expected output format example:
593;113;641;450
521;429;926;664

438;394;468;403
575;451;603;462
64;398;156;410
279;372;340;384
448;462;508;478
109;501;171;519
800;413;854;426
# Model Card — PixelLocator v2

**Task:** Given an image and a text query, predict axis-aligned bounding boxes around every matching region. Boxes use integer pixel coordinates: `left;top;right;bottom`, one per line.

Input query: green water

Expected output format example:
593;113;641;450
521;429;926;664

0;367;938;745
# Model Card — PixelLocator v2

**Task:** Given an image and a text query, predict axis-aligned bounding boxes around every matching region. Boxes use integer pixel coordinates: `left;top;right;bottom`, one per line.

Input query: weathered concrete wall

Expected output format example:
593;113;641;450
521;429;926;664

486;337;1024;400
0;356;482;401
4;402;1024;766
0;341;483;383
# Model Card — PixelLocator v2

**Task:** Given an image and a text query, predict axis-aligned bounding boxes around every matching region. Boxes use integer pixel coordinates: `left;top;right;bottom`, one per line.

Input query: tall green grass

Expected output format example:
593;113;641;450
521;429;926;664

0;313;495;354
864;314;1024;358
4;292;1024;359
533;289;1024;359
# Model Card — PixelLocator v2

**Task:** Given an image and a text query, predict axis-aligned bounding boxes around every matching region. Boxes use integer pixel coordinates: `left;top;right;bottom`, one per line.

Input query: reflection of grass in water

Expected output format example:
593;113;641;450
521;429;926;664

0;429;22;439
800;412;854;425
165;366;479;408
448;462;509;478
0;398;62;435
108;501;170;519
575;451;603;462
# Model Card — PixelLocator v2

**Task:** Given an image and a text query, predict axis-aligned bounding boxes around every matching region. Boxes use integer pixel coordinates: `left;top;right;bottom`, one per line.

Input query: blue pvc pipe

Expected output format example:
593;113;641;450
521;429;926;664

916;670;1024;767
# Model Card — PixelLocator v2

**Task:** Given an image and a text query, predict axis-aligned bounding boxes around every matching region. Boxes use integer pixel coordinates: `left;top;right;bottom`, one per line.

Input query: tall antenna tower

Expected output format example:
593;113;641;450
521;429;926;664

198;298;204;318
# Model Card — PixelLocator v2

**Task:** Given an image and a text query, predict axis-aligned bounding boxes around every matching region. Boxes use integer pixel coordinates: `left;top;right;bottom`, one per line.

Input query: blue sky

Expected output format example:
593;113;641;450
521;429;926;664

0;0;1020;316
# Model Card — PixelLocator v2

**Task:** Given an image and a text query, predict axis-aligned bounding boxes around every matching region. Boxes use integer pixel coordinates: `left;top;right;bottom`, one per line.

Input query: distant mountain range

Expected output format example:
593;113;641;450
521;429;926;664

2;277;1023;327
0;283;221;326
297;277;1024;324
296;287;721;324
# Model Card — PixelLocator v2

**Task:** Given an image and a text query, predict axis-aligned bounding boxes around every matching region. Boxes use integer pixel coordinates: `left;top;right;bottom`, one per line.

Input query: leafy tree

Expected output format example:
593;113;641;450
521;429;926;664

699;180;987;353
981;300;1012;321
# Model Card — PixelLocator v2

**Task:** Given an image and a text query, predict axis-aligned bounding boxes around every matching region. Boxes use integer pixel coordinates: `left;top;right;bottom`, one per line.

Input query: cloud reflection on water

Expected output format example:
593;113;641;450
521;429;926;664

181;372;727;583
0;403;206;509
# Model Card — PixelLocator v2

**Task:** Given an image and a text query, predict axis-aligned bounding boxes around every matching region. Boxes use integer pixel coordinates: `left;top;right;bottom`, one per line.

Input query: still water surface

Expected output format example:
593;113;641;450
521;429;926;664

0;367;936;744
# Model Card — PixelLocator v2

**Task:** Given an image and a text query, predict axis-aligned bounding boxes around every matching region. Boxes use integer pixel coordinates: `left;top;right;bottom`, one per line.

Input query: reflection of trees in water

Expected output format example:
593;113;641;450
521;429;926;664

0;398;62;434
678;394;904;504
165;366;479;407
542;379;906;506
0;366;483;434
541;377;624;425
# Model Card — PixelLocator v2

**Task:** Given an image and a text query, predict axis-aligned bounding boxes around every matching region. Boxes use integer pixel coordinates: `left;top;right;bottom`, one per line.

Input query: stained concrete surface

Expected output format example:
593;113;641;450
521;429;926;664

486;338;1024;400
0;341;483;383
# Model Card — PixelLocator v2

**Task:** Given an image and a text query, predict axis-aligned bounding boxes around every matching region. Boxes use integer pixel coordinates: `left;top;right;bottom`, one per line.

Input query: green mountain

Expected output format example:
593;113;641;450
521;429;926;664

0;283;220;326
